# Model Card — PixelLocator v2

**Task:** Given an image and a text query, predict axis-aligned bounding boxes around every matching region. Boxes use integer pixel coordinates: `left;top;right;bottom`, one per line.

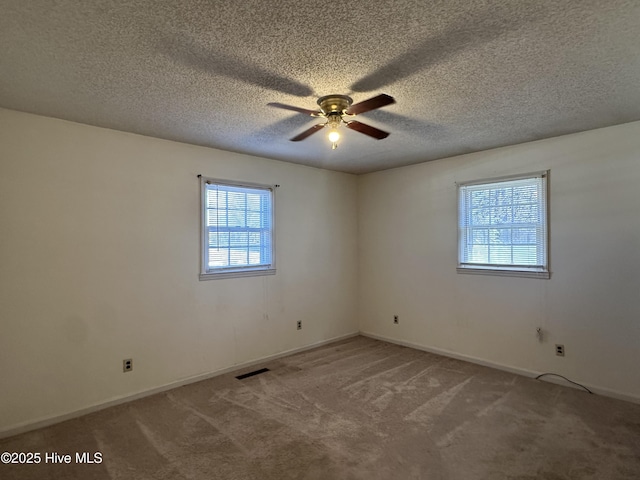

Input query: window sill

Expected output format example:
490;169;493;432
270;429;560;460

199;268;276;281
456;266;550;279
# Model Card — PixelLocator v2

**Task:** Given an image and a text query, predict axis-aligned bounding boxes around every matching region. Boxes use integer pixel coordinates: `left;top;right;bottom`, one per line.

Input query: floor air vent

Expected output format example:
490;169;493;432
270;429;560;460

235;367;270;380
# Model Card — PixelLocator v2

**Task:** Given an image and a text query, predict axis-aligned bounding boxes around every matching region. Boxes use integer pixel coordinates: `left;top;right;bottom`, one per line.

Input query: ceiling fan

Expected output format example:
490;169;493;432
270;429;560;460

268;94;395;149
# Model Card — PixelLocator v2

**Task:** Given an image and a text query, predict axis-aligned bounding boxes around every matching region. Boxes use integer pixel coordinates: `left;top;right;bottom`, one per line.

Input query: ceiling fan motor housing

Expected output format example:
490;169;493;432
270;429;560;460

317;95;353;115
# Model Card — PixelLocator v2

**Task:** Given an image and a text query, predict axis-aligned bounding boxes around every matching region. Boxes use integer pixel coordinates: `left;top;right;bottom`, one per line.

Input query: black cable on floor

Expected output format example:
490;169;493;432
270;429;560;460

535;373;593;394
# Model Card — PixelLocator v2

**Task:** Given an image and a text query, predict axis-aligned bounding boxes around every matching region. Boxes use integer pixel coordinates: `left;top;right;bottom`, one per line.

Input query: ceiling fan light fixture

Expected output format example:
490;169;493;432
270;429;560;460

326;112;342;149
328;128;340;149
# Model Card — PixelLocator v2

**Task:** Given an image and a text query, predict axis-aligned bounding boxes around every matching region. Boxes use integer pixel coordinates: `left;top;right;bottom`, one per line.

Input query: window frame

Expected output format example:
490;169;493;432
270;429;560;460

199;176;276;280
456;171;550;279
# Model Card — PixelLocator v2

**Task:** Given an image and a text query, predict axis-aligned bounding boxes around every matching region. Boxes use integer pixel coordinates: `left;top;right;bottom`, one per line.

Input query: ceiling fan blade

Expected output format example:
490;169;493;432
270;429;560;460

290;124;325;141
346;94;395;115
268;102;320;116
345;120;390;140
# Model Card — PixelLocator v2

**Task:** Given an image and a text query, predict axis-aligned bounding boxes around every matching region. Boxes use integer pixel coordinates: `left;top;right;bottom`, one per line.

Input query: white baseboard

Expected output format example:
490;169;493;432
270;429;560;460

360;331;640;405
0;332;359;439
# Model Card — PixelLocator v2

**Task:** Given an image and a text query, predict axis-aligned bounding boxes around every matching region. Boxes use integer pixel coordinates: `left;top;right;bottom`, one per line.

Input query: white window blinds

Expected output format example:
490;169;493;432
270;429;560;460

202;180;274;277
458;173;548;277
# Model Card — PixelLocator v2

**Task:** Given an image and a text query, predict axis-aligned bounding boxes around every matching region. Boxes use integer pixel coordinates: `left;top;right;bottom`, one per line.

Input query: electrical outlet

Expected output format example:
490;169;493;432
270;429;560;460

123;358;133;372
393;315;399;324
555;344;565;357
297;320;302;330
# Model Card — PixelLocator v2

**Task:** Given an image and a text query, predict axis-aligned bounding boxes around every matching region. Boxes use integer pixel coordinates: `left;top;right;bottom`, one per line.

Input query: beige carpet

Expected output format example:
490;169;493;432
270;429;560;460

1;336;639;479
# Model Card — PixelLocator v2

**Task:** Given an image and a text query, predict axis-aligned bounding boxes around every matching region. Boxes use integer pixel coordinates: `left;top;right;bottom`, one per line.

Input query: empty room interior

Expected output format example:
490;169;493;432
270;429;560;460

1;0;639;478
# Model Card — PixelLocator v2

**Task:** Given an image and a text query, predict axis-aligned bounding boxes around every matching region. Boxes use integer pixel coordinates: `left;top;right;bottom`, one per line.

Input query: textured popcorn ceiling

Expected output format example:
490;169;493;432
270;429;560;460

1;1;639;174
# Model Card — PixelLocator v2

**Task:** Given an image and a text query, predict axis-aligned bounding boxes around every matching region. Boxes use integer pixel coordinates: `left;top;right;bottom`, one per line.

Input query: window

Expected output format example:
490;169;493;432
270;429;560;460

457;172;549;278
200;177;275;279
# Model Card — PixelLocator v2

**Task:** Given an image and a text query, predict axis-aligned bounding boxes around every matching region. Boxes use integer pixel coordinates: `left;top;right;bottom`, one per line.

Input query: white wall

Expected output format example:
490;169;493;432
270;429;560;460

358;121;640;401
2;108;639;435
0;108;359;433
